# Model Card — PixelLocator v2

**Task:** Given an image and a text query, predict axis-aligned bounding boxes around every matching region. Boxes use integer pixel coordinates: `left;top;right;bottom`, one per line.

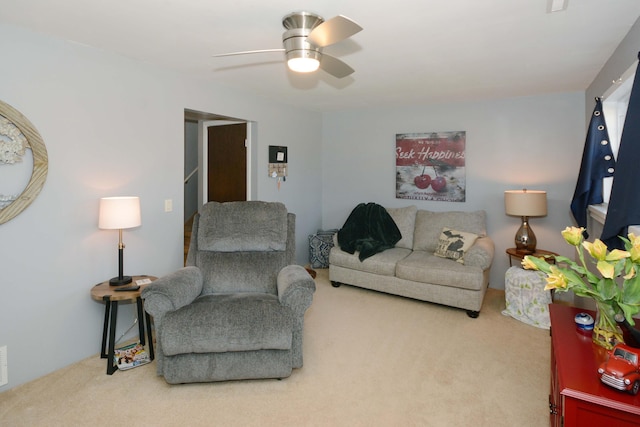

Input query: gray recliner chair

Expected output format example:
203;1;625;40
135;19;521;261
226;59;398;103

141;201;316;384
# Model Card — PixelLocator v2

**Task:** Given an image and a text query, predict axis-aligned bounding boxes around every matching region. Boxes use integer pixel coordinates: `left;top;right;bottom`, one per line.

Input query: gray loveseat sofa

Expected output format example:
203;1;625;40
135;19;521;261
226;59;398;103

329;206;494;317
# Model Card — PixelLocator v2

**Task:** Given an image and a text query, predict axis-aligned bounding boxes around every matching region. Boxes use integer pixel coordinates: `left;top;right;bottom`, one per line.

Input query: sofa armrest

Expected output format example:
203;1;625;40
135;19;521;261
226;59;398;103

141;266;203;319
464;236;495;270
277;265;316;317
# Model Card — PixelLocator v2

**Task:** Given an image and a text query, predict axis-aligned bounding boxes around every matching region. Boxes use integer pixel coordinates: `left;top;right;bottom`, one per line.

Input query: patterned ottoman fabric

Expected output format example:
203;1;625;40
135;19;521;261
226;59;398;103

502;266;552;329
309;229;338;269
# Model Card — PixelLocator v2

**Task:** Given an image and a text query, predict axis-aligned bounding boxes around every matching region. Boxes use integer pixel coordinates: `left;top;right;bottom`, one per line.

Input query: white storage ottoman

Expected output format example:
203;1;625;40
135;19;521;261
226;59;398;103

502;266;552;329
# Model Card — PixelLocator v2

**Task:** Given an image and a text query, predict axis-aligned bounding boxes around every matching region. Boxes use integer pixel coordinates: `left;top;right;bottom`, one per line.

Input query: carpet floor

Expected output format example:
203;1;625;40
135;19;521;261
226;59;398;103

0;269;550;426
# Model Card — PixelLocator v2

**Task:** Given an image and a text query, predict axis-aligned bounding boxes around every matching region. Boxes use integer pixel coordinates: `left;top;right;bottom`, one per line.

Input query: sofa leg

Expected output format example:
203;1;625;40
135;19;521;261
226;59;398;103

466;310;480;318
330;281;341;288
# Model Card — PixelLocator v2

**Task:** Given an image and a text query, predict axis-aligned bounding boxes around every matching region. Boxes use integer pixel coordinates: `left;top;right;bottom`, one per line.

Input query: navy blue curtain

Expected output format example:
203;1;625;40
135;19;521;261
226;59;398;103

602;53;640;249
570;98;615;236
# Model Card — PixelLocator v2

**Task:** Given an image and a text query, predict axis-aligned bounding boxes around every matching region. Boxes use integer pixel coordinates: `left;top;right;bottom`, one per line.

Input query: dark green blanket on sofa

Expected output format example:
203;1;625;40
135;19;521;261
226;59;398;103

337;203;402;261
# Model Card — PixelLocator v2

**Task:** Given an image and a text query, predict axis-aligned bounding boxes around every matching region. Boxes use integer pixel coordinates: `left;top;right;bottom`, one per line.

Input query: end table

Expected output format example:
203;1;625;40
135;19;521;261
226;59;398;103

90;275;157;374
506;247;558;267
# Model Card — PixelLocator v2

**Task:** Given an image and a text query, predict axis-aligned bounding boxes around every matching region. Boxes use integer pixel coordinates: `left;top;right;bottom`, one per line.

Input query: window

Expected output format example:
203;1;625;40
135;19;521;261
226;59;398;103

601;60;637;204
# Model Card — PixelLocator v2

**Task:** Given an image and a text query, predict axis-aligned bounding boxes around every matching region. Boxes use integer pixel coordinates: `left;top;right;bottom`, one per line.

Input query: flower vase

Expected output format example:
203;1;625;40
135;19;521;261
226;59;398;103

592;302;624;350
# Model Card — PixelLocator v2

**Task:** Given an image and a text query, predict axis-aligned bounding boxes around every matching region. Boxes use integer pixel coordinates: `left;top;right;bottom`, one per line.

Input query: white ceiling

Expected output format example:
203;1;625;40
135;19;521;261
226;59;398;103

2;0;640;112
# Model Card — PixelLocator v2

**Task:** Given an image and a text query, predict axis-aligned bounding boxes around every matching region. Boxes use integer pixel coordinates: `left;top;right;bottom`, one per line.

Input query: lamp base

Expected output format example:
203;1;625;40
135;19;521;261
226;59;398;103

514;216;537;254
109;276;133;286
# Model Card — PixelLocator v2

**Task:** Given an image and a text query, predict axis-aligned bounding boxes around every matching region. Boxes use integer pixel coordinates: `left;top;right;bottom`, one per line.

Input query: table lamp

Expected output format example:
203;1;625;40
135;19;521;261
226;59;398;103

99;196;141;286
504;189;547;254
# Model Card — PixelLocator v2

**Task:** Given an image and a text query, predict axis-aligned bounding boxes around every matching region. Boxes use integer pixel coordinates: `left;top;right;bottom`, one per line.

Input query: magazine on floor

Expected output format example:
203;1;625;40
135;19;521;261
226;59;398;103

114;342;150;370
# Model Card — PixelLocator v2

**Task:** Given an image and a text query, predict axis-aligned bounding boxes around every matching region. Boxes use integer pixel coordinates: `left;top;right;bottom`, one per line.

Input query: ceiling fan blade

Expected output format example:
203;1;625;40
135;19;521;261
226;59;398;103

306;15;362;47
213;48;284;57
319;54;355;78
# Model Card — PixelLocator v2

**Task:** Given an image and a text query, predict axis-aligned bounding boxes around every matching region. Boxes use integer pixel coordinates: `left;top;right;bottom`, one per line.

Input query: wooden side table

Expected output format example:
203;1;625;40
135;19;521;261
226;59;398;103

91;275;157;374
506;247;558;267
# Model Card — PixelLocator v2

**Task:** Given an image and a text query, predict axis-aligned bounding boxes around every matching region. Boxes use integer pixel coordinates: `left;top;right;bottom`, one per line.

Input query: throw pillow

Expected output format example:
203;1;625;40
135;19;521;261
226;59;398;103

434;227;478;264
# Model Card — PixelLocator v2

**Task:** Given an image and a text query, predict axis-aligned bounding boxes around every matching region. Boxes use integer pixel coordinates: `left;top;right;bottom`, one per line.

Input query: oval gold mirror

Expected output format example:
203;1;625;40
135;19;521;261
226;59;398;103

0;99;48;224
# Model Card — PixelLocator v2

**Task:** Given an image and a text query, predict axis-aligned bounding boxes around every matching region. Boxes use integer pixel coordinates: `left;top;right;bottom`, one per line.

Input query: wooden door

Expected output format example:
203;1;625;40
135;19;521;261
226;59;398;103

207;123;247;202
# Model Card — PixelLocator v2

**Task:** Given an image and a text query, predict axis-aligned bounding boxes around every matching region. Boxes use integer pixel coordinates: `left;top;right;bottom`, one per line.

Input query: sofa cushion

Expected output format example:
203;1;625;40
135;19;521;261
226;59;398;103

160;293;293;355
337;202;401;261
434;227;479;264
329;246;411;277
413;210;487;252
396;251;485;291
386;205;417;249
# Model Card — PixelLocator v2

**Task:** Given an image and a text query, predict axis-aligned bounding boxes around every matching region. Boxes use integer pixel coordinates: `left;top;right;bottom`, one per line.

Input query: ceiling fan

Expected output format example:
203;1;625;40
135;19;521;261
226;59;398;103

214;11;363;78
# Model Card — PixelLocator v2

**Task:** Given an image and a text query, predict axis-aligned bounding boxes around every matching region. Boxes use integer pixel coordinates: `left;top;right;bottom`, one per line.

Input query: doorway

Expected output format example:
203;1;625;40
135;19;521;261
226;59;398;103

183;109;252;263
207;123;247;202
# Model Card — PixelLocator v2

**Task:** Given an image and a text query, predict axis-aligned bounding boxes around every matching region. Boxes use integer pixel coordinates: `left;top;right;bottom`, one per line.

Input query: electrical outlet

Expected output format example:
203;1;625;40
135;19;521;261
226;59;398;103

0;345;7;387
164;199;173;212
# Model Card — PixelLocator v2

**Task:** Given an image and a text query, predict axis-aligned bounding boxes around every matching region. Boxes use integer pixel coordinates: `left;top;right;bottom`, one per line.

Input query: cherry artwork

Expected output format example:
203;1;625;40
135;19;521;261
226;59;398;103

431;176;446;192
413;166;431;189
413;165;447;192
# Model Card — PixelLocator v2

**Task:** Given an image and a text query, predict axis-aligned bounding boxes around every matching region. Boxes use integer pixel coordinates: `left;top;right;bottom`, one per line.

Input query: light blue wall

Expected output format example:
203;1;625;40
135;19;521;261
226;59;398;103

321;93;586;291
0;23;322;391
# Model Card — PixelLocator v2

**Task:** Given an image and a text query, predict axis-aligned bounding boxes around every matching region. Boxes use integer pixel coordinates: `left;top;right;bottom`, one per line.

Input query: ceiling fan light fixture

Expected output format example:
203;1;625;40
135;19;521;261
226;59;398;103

214;11;361;79
282;11;324;31
287;57;320;73
285;47;321;73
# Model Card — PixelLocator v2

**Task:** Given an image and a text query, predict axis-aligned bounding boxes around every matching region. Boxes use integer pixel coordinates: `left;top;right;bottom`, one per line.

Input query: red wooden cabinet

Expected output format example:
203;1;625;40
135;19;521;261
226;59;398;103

549;304;640;426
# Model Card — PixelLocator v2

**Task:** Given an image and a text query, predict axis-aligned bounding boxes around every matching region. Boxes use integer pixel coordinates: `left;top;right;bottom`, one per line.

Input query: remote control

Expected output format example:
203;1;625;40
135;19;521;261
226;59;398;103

115;285;140;292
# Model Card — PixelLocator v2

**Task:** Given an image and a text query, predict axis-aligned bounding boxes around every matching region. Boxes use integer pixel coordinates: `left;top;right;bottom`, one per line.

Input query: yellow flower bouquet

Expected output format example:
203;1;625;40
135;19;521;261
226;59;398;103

522;226;640;349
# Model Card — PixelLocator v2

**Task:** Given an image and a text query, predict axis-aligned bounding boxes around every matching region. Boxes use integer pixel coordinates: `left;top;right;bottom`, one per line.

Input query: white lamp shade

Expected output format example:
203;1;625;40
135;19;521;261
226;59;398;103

98;196;141;229
504;190;547;217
